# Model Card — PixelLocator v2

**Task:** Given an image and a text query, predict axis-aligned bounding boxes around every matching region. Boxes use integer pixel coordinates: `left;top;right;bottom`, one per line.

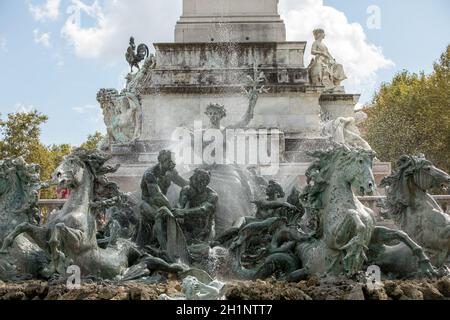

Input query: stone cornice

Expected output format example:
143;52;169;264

320;93;361;103
138;84;324;95
154;41;307;49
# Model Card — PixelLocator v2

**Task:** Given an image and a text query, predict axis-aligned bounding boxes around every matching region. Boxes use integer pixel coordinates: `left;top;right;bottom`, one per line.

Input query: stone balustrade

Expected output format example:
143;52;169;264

38;196;450;215
359;195;450;216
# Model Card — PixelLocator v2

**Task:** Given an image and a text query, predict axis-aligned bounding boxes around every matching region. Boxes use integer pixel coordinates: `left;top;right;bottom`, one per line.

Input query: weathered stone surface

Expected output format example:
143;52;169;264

138;88;320;143
419;282;445;300
1;278;449;300
384;281;404;300
346;285;366;300
363;287;390;301
436;277;450;297
175;0;286;43
398;283;424;300
309;29;347;93
23;283;49;300
2;290;26;301
0;280;181;301
320;93;361;119
98;2;367;197
225;280;312;301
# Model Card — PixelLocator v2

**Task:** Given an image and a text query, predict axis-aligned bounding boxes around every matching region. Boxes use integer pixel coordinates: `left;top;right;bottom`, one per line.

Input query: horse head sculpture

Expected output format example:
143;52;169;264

381;154;450;267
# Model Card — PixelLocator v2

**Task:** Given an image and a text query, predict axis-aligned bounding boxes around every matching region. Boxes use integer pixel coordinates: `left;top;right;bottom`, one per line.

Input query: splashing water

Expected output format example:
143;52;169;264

206;246;230;276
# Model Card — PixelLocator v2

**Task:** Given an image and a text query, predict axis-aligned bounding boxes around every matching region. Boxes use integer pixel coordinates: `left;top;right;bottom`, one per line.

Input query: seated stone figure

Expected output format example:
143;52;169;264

225;180;300;233
151;169;218;265
174;169;218;244
309;28;347;93
253;180;302;224
138;150;188;244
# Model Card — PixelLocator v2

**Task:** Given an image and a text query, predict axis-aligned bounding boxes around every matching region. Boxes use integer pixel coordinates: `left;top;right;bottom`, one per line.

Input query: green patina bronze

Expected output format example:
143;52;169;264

0;158;50;280
0;149;185;280
0;148;447;284
381;155;450;269
232;146;438;281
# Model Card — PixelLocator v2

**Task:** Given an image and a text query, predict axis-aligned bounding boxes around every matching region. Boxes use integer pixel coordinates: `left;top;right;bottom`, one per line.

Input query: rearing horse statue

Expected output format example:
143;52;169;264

234;146;437;281
1;149;184;279
297;146;378;276
0;158;49;279
381;155;450;268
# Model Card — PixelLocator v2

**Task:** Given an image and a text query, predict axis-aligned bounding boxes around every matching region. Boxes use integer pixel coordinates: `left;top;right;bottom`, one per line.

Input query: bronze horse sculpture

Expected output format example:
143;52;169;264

0;158;49;279
1;149;185;279
381;155;450;269
233;147;437;281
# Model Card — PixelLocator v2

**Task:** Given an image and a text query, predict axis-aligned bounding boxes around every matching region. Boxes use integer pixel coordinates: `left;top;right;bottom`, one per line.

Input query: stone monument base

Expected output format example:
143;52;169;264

106;139;392;195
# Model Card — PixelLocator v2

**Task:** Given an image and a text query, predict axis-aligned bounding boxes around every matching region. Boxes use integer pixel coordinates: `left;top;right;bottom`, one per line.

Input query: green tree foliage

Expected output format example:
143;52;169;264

81;132;104;150
0;111;74;198
364;45;450;174
39;144;74;199
0;111;48;159
0;111;103;198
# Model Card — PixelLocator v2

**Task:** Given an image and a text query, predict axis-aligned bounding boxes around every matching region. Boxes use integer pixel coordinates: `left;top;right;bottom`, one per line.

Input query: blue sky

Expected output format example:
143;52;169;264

326;0;450;87
0;0;449;146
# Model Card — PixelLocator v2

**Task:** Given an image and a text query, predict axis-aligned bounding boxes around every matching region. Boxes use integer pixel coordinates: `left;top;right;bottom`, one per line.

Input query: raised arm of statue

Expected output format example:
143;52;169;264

141;172;172;210
228;67;268;129
169;169;189;188
254;199;289;210
229;96;257;129
177;186;189;210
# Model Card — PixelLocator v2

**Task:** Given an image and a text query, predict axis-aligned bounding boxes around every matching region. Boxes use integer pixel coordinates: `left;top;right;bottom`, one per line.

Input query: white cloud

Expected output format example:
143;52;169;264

55;55;65;68
60;0;393;101
33;29;52;47
29;0;61;22
0;37;7;53
279;0;394;98
32;30;65;67
73;104;97;114
61;0;181;63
